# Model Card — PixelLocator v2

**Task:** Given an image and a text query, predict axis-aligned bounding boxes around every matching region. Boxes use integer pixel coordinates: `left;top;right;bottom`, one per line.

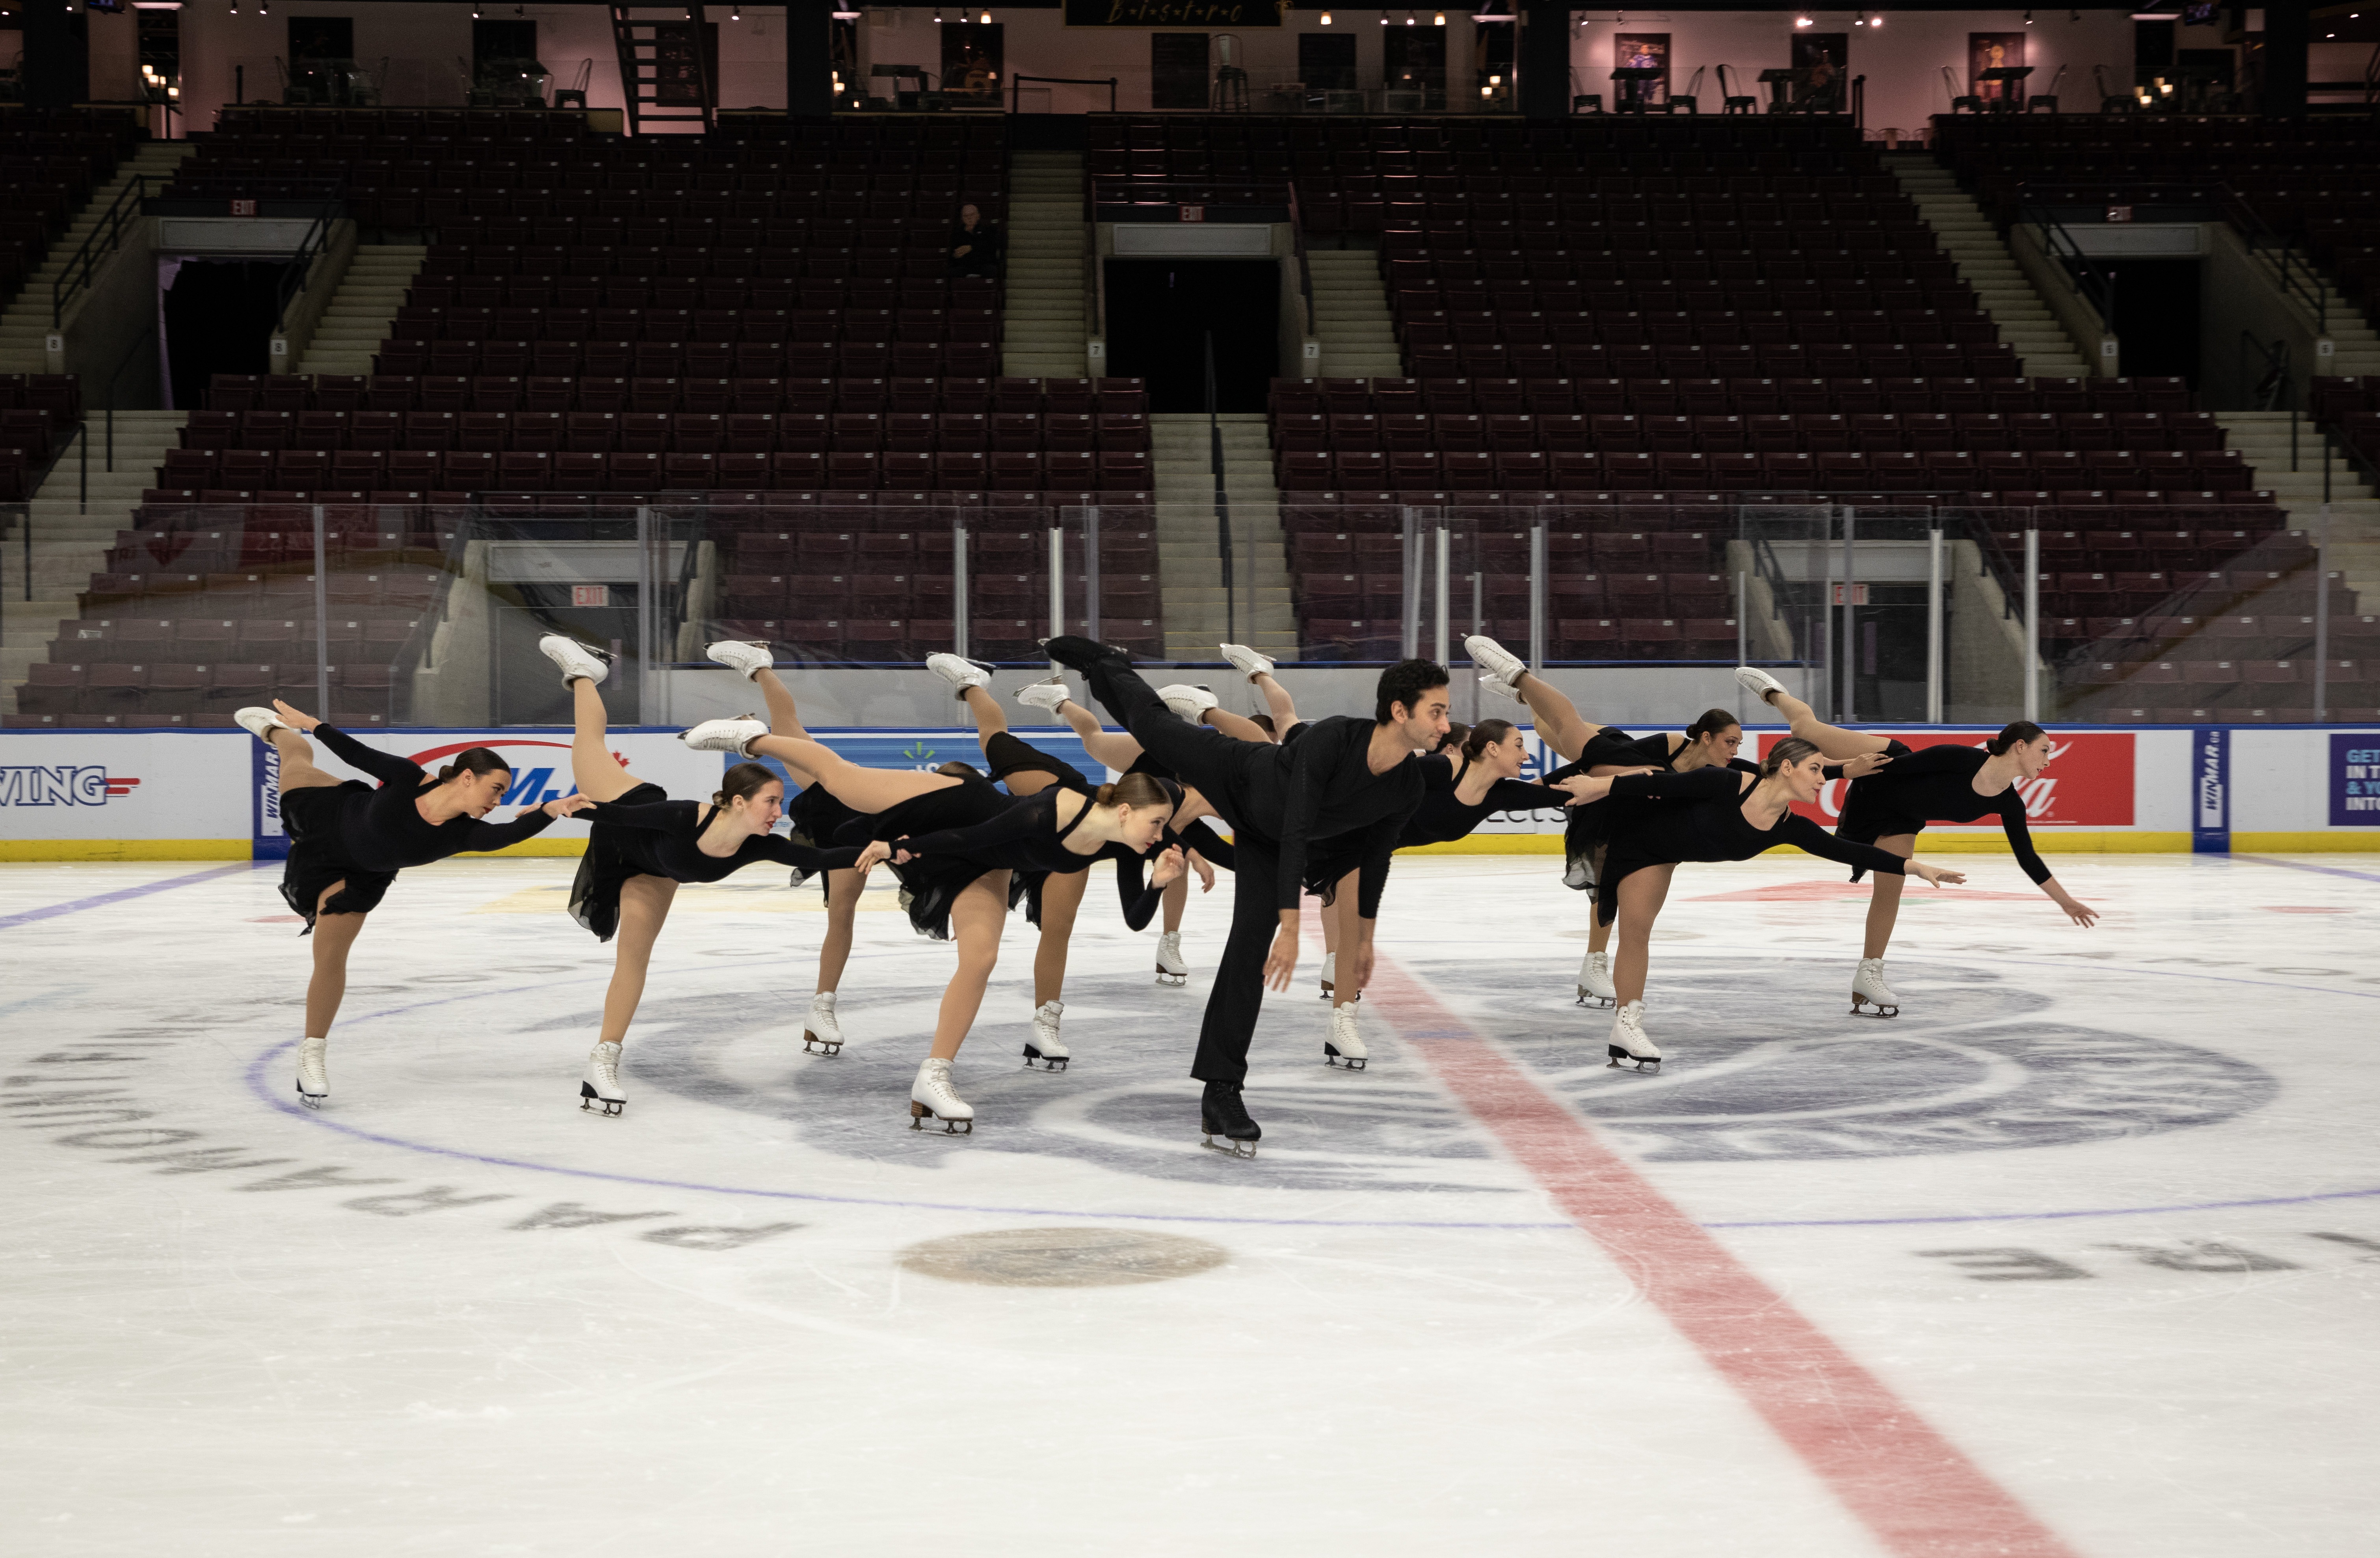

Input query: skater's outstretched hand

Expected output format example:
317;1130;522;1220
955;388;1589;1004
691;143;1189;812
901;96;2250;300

853;838;896;873
1551;774;1613;806
1263;921;1300;993
1148;844;1187;890
1910;861;1965;887
1186;849;1216;892
2046;882;2098;927
270;698;324;732
541;793;595;819
1347;942;1375;993
1837;751;1894;779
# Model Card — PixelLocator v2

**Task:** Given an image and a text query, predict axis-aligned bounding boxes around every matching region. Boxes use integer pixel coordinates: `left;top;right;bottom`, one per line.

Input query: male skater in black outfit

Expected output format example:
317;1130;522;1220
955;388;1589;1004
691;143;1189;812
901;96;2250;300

1044;636;1450;1155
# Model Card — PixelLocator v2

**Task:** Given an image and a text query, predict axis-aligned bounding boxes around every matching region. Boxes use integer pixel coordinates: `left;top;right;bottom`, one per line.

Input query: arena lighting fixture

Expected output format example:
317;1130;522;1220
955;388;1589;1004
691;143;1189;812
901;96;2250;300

2129;10;2181;19
1867;11;1881;23
980;7;991;19
2024;8;2034;21
1795;13;1813;27
1380;11;1389;22
1406;9;1417;23
1435;9;1445;21
1319;8;1332;21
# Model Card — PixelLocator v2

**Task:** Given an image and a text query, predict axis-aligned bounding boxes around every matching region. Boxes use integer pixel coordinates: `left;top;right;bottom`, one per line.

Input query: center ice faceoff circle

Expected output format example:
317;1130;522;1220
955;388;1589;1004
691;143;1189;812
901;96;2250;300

601;955;2276;1179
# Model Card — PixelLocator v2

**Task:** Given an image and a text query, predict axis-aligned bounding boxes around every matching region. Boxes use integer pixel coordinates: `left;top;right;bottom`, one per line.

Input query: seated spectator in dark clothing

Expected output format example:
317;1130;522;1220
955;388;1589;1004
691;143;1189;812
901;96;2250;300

949;203;1002;277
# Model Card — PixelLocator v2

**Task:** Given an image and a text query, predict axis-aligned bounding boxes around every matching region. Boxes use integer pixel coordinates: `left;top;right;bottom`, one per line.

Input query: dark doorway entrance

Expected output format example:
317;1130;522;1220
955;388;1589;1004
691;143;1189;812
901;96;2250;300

162;260;283;413
2103;258;2202;387
1103;260;1279;413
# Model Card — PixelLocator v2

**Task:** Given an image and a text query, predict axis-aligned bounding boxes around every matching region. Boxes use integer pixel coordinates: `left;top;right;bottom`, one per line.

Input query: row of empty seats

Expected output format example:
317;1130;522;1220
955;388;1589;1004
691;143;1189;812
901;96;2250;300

1277;410;2229;453
182;410;1154;454
207;374;1134;415
157;450;1159;493
1268;376;2193;415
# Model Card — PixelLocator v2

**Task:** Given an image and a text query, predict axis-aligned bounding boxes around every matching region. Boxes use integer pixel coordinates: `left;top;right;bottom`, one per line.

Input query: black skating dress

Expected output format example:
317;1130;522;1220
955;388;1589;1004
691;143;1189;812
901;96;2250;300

568;783;866;942
977;731;1234;927
278;723;557;931
1834;741;2052;884
1593;766;1912;927
856;774;1035;939
889;784;1201;933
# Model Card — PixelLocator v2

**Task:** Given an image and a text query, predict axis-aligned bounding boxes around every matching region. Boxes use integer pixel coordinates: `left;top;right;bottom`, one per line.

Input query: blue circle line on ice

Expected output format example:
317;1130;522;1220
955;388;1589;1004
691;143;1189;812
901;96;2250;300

237;964;2380;1231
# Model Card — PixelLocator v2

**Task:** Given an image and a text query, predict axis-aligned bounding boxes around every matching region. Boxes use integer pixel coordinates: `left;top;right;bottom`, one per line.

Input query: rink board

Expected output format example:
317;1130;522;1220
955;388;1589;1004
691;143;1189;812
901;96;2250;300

1;723;2374;858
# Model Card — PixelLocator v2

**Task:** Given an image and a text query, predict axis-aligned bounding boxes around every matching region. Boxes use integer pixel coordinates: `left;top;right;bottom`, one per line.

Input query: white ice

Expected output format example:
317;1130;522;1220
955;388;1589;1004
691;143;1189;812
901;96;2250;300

2;850;2378;1556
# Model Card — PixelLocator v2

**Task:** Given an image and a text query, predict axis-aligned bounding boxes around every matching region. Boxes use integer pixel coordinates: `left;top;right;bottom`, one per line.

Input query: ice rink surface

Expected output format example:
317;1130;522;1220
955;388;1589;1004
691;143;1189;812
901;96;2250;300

4;848;2378;1557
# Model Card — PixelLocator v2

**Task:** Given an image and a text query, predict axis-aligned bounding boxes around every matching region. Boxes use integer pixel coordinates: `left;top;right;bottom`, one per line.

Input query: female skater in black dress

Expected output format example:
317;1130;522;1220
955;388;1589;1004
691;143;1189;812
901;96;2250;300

540;637;863;1115
1734;667;2098;1016
680;712;1181;1133
928;653;1228;1069
1564;738;1964;1070
234;701;584;1109
1462;631;1887;1006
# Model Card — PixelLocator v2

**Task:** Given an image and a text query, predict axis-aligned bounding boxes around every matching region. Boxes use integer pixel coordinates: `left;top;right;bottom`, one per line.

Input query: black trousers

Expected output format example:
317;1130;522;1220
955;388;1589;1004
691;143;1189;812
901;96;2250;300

1073;641;1282;1083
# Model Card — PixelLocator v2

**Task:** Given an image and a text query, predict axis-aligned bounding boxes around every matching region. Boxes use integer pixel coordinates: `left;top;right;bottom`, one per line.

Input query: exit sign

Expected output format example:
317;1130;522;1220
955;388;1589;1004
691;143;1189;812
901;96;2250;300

1830;583;1871;606
1179;205;1205;223
230;198;257;216
572;584;610;607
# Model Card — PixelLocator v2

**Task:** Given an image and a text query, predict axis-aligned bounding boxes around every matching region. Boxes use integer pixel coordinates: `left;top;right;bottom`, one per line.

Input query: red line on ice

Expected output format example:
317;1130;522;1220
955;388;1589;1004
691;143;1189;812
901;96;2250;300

1350;945;2080;1558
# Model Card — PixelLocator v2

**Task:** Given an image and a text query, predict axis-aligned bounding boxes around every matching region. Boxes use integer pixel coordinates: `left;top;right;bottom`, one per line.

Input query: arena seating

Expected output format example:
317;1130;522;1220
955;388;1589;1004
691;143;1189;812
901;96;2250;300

0;108;142;310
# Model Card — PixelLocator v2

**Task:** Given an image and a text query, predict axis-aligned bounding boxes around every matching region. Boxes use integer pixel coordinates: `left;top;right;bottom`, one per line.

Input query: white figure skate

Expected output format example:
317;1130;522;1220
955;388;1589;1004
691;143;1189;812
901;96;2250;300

295;1036;329;1108
1155;931;1188;986
580;1041;625;1116
538;634;611;688
1607;1000;1662;1072
1324;1002;1368;1070
803;992;846;1055
1850;958;1902;1018
1576;948;1616;1008
705;640;775;680
679;716;766;754
1023;999;1069;1070
909;1057;974;1134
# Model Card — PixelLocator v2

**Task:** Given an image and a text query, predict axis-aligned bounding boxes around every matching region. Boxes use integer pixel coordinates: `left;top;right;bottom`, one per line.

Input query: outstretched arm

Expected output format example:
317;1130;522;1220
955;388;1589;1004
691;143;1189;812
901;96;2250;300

306;720;427;788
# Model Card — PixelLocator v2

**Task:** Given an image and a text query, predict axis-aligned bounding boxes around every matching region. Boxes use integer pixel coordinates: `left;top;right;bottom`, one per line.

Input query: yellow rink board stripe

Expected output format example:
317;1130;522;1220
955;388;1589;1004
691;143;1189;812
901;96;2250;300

0;840;255;862
1396;830;2205;857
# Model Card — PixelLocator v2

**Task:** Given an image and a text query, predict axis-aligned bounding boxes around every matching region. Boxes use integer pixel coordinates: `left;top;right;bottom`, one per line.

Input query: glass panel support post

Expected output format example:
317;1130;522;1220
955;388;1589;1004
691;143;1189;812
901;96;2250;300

312;504;330;718
2023;527;2041;723
953;524;971;658
1527;523;1547;671
1925;527;1944;724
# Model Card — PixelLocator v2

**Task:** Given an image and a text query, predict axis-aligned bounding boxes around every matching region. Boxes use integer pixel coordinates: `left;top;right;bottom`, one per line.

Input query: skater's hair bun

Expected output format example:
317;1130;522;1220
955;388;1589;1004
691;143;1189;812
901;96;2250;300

714;761;781;808
935;760;985;781
1438;720;1472;755
1375;658;1452;723
1461;718;1519;761
1250;713;1277;735
1684;708;1741;743
1986;721;2048;756
1093;771;1175;812
1760;736;1823;777
436;747;511;784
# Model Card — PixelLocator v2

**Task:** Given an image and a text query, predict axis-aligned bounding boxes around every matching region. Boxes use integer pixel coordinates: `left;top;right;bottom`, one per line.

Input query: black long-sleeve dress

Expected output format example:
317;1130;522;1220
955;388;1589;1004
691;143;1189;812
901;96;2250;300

892;785;1202;933
1593;766;1912;927
1835;741;2052;884
567;783;865;941
279;724;556;930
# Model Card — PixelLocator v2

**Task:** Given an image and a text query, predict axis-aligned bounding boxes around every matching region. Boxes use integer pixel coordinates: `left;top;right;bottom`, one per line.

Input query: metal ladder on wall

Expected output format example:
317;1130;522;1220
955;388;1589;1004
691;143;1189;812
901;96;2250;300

607;5;716;135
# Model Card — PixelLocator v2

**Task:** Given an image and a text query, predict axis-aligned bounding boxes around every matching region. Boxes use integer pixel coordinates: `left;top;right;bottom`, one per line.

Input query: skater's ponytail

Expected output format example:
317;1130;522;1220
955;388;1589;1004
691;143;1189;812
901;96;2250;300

1250;713;1278;736
1986;720;2047;756
714;761;780;808
1684;708;1740;744
1461;718;1519;762
435;747;510;785
1759;736;1822;777
1092;771;1176;813
935;760;984;781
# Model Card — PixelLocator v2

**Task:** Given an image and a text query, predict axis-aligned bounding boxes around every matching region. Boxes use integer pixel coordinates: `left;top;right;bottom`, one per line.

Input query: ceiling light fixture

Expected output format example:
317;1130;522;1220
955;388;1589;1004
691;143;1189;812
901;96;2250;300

1406;9;1417;23
1320;7;1332;19
1434;8;1445;21
1867;11;1881;24
2024;8;2034;21
1795;12;1813;27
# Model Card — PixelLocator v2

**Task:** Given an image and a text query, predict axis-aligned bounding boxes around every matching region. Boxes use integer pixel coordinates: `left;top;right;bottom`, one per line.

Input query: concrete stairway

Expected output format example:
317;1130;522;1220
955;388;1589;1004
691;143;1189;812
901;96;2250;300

1887;153;2092;379
1147;411;1296;664
0;142;198;374
1;410;187;712
1002;151;1088;378
295;245;428;377
1305;251;1403;380
2306;268;2380;378
2214;409;2380;609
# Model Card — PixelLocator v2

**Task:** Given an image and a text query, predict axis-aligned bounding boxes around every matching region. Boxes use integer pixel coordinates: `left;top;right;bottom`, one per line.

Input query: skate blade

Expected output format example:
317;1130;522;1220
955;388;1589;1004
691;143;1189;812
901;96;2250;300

579;1083;624;1116
1154;969;1186;986
1322;1047;1368;1071
909;1101;973;1134
1021;1047;1070;1071
297;1089;325;1110
801;1030;845;1055
1848;997;1900;1018
1576;987;1616;1008
1318;982;1333;1002
1604;1045;1660;1072
1200;1132;1259;1159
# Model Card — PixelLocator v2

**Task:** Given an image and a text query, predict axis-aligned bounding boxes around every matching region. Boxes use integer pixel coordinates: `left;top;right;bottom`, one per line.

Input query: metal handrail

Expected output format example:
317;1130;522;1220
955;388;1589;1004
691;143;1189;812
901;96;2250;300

1012;74;1117;113
101;323;160;481
54;174;152;328
274;173;350;333
2013;191;2117;333
1285;182;1315;330
1204;331;1234;645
